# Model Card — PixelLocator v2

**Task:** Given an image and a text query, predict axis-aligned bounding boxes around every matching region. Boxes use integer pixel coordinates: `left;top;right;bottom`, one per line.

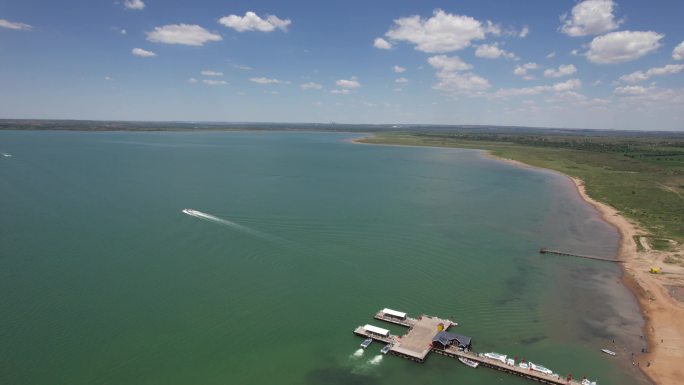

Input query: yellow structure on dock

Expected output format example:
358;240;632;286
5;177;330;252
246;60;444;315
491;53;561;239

354;308;594;385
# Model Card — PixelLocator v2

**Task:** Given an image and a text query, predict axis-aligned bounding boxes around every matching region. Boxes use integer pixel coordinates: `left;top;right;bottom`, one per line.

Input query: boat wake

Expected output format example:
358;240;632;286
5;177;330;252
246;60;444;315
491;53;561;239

369;355;383;365
351;349;364;358
182;209;281;242
1;153;12;158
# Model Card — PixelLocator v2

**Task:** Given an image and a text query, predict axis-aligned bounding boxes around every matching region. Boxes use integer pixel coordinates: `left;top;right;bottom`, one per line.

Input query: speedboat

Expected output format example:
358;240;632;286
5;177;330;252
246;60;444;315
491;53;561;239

601;348;616;356
360;338;372;349
182;208;200;216
380;344;391;354
483;352;507;364
458;357;479;368
529;362;553;375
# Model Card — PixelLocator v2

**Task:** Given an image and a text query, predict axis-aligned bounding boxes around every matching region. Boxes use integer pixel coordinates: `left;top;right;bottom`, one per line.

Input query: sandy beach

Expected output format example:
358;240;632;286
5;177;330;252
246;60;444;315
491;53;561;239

569;178;684;385
354;137;684;385
488;150;684;385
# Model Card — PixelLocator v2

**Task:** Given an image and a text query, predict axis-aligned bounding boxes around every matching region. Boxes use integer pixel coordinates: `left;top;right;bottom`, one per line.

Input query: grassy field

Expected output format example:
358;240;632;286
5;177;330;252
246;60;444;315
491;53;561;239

360;132;684;246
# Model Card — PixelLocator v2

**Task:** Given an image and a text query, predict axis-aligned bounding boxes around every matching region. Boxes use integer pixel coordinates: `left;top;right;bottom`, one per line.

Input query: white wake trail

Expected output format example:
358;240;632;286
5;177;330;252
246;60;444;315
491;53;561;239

182;209;281;242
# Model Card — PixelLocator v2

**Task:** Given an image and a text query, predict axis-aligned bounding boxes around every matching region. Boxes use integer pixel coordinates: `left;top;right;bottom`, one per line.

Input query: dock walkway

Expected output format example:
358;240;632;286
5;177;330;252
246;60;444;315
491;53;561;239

354;309;589;385
540;248;621;263
435;347;581;385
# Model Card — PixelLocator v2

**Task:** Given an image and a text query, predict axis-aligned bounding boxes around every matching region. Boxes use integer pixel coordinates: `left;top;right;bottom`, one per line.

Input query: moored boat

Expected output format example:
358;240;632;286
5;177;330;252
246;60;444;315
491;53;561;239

458;357;479;368
482;352;507;364
380;344;391;354
529;362;553;375
360;338;372;349
601;348;616;356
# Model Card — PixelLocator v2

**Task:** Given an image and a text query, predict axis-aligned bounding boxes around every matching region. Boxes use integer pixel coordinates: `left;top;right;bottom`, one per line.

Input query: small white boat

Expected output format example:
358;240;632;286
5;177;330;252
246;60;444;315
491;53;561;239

2;153;11;158
601;348;616;356
483;352;507;364
380;344;391;354
458;357;479;368
529;362;553;375
360;338;372;349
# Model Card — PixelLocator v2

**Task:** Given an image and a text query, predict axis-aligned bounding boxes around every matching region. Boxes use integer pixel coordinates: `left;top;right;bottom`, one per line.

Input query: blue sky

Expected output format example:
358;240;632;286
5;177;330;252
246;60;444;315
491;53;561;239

1;0;683;130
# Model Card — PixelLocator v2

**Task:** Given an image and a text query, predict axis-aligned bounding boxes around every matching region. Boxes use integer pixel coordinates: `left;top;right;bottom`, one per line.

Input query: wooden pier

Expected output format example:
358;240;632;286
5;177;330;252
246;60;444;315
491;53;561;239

434;347;583;385
540;248;622;263
354;309;592;385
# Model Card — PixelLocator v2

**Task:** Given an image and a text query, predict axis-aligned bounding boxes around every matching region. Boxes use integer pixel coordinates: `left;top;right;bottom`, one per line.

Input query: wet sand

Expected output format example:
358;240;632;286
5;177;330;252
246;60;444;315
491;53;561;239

569;178;684;385
353;137;684;385
486;150;684;385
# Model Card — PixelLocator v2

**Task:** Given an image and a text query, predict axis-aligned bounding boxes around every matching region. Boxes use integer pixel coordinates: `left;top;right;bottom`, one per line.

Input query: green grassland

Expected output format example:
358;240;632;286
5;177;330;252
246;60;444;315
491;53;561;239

360;132;684;244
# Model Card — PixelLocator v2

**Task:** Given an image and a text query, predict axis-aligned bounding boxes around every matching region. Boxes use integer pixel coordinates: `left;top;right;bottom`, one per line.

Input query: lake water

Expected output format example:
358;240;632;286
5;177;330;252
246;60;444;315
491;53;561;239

0;131;646;385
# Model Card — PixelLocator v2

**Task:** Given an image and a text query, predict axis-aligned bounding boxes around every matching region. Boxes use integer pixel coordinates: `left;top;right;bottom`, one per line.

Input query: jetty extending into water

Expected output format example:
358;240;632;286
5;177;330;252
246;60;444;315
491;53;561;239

354;308;595;385
540;248;622;263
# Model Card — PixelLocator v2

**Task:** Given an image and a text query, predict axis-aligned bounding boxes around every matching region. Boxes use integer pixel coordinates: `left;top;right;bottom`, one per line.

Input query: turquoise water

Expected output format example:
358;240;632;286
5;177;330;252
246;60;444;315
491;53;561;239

0;131;645;385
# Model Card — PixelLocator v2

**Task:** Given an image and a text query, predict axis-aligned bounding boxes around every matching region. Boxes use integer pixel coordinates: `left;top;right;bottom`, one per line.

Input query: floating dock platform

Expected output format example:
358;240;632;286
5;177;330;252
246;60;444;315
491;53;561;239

354;308;594;385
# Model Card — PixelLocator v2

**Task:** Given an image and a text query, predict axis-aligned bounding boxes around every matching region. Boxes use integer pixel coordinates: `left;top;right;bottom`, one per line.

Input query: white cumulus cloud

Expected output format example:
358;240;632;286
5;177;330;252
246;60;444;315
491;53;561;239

544;64;577;78
586;31;663;64
560;0;621;37
331;89;351;95
0;19;33;30
619;64;684;83
513;62;538;77
131;48;156;57
392;65;406;73
300;82;323;90
219;11;290;32
613;85;684;106
146;24;222;46
474;43;517;60
373;37;392;50
384;9;490;53
427;55;472;72
519;25;529;38
123;0;145;10
203;79;228;86
673;41;684;60
553;78;582;92
395;77;409;84
201;70;223;77
336;78;361;88
433;71;490;92
614;85;649;96
492;79;581;98
428;55;488;93
250;77;289;84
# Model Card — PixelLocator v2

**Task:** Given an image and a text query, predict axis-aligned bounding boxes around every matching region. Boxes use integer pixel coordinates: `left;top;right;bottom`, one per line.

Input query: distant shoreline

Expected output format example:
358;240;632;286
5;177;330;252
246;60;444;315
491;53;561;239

353;134;684;385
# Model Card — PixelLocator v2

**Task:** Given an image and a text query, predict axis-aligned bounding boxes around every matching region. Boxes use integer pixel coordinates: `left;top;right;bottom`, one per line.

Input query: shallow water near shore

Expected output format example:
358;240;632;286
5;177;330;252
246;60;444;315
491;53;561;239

0;131;646;385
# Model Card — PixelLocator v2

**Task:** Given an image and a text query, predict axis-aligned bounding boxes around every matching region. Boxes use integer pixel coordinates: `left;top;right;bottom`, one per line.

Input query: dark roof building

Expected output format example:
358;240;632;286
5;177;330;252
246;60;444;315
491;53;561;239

432;331;472;350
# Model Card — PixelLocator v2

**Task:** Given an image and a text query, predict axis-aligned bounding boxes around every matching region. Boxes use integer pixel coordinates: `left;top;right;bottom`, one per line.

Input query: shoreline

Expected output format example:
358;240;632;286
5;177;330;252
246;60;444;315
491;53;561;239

352;136;684;385
484;153;684;385
567;178;684;385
